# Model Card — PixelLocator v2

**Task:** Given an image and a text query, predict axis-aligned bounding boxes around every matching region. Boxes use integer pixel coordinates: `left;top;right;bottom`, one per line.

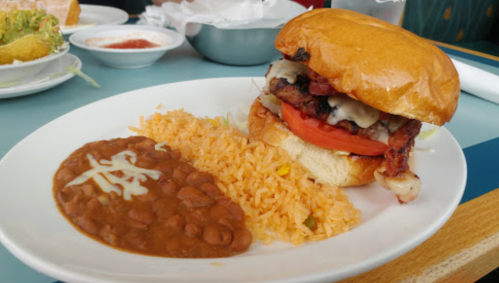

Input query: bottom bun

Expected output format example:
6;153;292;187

248;98;383;187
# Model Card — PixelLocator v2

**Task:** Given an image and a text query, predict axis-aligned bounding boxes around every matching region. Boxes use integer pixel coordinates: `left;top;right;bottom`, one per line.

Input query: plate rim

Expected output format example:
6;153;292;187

0;53;82;99
0;77;467;283
61;4;129;35
0;45;69;71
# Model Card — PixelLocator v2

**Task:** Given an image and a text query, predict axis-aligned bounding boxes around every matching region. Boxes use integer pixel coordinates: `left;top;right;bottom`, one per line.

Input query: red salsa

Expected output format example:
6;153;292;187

104;39;160;49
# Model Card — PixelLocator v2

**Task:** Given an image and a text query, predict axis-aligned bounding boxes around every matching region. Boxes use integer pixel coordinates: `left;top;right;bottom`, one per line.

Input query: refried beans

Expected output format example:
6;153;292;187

53;136;252;258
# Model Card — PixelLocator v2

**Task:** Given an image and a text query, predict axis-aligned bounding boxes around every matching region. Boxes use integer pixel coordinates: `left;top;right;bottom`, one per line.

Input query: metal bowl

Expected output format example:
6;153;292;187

186;23;281;66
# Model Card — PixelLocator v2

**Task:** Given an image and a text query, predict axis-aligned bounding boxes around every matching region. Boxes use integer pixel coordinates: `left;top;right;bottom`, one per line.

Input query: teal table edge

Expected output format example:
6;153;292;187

438;45;499;68
435;45;499;205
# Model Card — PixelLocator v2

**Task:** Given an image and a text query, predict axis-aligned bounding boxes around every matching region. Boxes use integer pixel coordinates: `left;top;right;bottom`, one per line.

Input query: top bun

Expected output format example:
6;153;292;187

275;8;460;126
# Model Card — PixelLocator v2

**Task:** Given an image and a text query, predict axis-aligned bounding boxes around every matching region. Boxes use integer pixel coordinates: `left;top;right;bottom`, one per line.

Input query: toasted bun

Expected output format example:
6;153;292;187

275;9;460;126
249;99;383;187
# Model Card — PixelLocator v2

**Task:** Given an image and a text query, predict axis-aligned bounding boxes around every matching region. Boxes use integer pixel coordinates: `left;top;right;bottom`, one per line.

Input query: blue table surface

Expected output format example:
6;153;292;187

1;34;499;283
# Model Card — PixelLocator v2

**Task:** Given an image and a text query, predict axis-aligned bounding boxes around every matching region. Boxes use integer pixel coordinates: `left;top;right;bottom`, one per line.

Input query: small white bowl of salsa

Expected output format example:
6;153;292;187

69;25;184;69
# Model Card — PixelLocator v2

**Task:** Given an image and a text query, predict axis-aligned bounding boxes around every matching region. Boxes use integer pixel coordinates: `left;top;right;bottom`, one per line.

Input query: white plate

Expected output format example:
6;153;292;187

0;78;466;283
60;4;129;35
0;54;82;99
0;45;69;84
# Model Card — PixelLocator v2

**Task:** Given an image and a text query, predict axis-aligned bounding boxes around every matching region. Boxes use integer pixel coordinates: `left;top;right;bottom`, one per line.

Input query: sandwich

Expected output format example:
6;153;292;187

0;8;63;64
248;9;460;203
0;0;81;25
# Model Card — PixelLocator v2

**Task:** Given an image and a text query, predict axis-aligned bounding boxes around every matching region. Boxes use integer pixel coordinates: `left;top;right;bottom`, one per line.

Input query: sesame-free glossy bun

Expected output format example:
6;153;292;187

249;99;383;187
275;8;460;126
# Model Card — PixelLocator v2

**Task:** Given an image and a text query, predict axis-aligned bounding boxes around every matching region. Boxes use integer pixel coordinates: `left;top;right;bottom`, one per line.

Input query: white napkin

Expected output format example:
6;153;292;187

451;58;499;105
137;5;171;28
162;0;308;35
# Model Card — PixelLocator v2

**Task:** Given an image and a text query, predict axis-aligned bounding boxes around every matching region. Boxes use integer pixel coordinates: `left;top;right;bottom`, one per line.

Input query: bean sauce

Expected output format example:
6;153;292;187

53;136;252;258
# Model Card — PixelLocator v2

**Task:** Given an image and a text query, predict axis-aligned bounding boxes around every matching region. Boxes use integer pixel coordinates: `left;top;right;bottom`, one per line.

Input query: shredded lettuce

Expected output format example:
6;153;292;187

0;65;100;89
0;81;20;88
413;147;435;153
220;113;229;126
67;66;100;88
418;127;438;140
0;71;64;89
332;149;351;156
236;121;248;133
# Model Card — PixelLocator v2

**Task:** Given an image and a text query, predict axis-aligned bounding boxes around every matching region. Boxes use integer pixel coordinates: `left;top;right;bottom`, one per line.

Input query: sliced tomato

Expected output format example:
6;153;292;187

281;102;388;156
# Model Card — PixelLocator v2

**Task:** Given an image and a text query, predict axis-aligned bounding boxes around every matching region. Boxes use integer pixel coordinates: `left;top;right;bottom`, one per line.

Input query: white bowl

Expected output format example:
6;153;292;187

69;25;184;69
0;45;69;84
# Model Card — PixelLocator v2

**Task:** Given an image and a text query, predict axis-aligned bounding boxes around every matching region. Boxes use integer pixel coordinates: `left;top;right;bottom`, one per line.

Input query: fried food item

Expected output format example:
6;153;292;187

0;9;63;64
62;0;80;25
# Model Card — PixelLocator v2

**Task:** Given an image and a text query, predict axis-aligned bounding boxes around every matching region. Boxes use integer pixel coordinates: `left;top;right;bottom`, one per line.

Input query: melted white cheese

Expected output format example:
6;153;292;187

65;150;161;200
327;95;380;129
373;129;390;144
264;58;404;145
265;59;308;87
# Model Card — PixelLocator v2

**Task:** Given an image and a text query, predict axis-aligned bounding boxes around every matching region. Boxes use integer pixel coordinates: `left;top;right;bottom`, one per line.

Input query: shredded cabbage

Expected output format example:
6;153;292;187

413;147;435;153
418;127;438;140
0;81;19;88
259;92;282;116
1;65;100;89
332;149;351;156
67;66;100;88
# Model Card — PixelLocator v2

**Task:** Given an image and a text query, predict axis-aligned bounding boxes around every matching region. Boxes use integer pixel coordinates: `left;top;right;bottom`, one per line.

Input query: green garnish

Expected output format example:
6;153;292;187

0;71;65;89
221;113;229;126
67;66;101;88
303;214;317;231
0;81;20;88
418;127;438;140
